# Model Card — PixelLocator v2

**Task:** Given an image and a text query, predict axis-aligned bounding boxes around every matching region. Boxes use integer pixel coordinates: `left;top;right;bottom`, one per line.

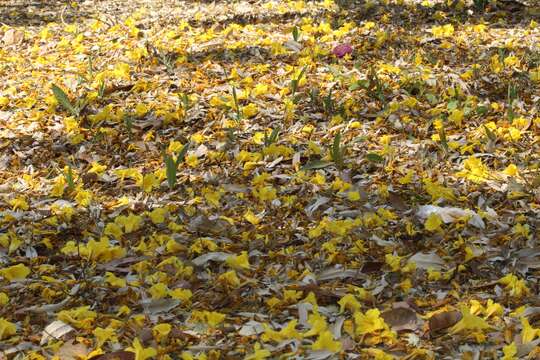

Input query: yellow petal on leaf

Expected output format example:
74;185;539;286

0;318;17;340
424;213;443;232
0;263;30;281
243;210;261;225
312;330;341;352
502;342;517;360
449;305;491;335
226;251;250;270
127;338;156;360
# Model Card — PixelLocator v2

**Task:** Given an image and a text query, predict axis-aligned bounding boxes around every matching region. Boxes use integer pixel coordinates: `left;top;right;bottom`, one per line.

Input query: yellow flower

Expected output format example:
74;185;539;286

398;170;413;185
385;254;402;272
168;288;192;302
127;338;156;360
186;154;199;167
88;162;107;175
197;311;226;327
218;270;241;287
520;317;540;343
431;24;454;37
312;330;341;352
0;263;30;281
57;306;97;329
105;272;126;288
0;318;17;340
347;191;361;201
0;292;8;306
9;197;29;211
244;209;261;225
153;323;172;341
252;186;277;202
104;222;123;239
115;213;143;233
252;84;269;97
354;309;388;335
499;274;529;298
140;173;160;192
456;156;490;183
502;342;517;360
191;310;226;327
149;283;169;299
245;342;271;360
448;109;464;127
226;251;250;270
261;320;302;342
74;188;92;206
148;207;168;224
112;62;131;80
242;103;259;118
503;164;519;177
338;294;361;313
93;326;117;347
449;305;491;334
424;213;443;232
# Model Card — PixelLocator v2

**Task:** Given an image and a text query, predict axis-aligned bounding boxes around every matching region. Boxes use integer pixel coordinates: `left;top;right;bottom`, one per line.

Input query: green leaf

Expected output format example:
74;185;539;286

476;105;488;115
65;165;75;191
52;84;78;117
164;154;177;189
425;93;438;105
302;160;332;170
366;153;384;163
175;142;190;167
292;26;300;42
447;100;459;111
483;125;496;142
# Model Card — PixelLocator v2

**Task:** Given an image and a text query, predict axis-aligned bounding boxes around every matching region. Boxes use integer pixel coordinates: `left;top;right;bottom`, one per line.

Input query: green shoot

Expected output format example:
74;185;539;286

65;165;75;191
163;142;190;189
264;127;280;147
330;131;345;170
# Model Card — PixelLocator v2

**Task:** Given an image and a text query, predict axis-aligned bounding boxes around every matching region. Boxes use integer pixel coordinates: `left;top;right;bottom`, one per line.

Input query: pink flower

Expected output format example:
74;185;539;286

332;44;353;58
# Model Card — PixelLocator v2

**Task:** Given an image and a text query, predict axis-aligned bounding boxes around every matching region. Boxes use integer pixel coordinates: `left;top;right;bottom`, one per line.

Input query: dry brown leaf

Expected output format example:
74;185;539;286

428;311;462;334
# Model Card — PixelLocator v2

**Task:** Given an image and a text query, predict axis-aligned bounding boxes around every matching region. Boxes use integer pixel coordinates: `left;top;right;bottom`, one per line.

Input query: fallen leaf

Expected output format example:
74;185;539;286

428;311;462;334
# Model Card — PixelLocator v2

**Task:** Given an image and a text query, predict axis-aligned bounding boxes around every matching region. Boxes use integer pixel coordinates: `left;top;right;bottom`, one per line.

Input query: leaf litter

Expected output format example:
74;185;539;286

0;0;540;358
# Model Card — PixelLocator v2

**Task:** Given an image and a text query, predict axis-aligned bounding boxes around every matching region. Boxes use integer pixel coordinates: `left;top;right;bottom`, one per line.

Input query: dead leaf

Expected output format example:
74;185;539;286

88;351;135;360
408;252;446;271
55;340;89;360
381;307;419;332
40;320;75;345
2;29;24;45
428;311;462;334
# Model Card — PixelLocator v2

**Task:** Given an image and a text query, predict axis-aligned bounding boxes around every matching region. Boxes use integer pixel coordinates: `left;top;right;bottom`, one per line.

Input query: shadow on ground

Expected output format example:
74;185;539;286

0;0;90;27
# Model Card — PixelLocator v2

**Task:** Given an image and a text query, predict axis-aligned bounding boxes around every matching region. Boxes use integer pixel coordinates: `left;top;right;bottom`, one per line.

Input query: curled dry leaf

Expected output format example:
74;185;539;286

381;307;419;332
332;44;353;58
40;320;75;345
428;311;462;334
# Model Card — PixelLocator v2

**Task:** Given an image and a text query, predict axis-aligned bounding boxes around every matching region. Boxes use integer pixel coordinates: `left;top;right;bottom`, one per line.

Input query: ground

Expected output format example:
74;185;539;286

0;0;540;359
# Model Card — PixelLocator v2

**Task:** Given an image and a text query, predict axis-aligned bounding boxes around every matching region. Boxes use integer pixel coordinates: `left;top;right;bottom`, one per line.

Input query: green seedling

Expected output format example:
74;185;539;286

65;165;75;191
52;84;87;118
330;131;345;170
264;127;280;147
163;142;190;189
232;86;242;121
292;26;300;42
290;66;307;100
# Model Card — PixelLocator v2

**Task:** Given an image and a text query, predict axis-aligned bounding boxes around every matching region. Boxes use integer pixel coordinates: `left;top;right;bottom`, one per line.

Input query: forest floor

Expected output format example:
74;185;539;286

1;0;540;359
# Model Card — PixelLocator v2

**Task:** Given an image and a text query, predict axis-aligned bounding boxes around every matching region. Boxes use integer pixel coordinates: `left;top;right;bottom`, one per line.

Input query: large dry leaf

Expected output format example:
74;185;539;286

381;306;419;332
40;320;75;345
428;311;462;334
